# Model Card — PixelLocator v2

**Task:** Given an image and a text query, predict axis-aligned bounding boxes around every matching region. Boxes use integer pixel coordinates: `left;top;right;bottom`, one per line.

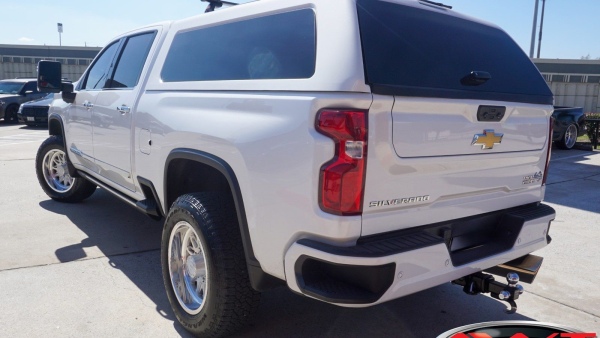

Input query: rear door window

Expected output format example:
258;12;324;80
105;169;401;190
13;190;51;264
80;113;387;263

357;0;553;105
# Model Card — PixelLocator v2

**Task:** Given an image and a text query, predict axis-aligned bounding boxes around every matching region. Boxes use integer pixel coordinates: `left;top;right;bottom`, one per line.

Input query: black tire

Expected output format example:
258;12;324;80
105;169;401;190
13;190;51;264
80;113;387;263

556;123;578;150
161;193;260;337
3;104;19;124
35;135;97;202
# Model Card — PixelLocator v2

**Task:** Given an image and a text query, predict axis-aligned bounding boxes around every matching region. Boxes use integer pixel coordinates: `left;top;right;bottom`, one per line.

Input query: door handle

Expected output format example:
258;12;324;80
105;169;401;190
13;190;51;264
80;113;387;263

83;101;94;109
461;71;491;86
117;105;131;115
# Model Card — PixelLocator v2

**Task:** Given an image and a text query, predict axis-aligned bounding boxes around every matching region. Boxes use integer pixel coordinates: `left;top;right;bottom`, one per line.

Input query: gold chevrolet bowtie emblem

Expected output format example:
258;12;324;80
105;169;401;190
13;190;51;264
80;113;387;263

472;129;503;149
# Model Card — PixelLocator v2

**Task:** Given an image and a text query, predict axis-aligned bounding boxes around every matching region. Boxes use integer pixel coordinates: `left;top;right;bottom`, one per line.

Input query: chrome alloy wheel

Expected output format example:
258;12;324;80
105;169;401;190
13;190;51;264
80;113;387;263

564;124;577;149
42;149;74;193
168;221;208;315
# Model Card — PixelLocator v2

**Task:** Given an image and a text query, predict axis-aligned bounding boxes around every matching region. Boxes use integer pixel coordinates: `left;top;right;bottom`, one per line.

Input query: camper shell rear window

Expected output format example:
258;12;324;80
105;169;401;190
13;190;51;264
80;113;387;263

357;0;553;105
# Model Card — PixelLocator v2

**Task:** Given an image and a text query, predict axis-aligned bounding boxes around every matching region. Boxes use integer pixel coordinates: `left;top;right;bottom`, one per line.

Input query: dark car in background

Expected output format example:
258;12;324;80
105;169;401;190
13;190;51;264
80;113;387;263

552;106;586;149
0;79;47;123
17;93;53;127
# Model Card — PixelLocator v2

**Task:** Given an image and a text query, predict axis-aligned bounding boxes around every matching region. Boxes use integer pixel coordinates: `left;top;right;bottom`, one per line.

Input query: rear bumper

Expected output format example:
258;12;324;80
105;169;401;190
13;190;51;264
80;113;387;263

284;203;555;307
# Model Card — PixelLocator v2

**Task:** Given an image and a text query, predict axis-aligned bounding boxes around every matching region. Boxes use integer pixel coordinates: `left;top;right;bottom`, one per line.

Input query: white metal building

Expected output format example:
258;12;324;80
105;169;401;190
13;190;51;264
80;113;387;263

0;44;101;82
534;59;600;113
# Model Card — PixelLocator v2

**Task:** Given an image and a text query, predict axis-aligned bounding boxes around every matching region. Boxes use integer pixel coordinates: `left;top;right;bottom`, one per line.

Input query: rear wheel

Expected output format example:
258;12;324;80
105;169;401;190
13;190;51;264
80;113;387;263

557;123;578;150
162;193;260;337
35;136;97;202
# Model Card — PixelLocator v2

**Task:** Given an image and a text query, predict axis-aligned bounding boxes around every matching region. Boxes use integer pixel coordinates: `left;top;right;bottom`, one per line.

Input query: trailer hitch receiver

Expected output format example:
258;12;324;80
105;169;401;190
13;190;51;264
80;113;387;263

452;272;524;314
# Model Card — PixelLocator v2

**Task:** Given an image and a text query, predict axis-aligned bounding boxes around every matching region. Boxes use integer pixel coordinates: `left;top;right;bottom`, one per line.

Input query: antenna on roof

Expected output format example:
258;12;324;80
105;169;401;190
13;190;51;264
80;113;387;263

419;0;452;9
201;0;238;13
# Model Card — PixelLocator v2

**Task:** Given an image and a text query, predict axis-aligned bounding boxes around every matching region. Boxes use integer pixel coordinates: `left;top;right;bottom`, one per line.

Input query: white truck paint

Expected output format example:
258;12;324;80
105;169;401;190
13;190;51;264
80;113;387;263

36;0;556;336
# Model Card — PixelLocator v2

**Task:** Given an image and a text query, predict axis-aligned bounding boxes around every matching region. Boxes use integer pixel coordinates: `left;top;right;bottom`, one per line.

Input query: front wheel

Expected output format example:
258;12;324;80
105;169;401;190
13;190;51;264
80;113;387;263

35;135;97;202
3;104;19;124
162;193;260;337
557;123;578;150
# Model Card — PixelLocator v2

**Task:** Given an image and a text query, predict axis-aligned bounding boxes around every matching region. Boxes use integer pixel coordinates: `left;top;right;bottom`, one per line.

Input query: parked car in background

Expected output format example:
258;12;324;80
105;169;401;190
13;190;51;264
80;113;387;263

0;78;47;123
552;106;587;149
17;93;53;127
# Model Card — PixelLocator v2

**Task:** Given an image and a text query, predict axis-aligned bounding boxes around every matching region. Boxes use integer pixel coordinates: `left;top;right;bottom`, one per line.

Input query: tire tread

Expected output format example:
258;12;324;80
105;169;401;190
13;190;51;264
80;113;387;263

163;193;260;337
35;135;96;202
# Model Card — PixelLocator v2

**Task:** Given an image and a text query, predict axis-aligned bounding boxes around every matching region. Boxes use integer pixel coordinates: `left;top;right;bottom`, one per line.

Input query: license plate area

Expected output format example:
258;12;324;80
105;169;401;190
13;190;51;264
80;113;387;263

441;212;523;266
27;117;35;121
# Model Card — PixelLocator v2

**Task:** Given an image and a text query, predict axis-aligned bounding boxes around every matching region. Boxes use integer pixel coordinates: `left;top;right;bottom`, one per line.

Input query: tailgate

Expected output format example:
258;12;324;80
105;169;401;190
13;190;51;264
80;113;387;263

361;96;552;236
392;99;548;158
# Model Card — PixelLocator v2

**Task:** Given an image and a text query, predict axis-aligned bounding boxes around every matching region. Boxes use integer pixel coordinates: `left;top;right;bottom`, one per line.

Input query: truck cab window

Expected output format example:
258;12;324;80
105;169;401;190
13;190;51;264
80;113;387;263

108;32;156;88
22;81;39;94
82;41;120;90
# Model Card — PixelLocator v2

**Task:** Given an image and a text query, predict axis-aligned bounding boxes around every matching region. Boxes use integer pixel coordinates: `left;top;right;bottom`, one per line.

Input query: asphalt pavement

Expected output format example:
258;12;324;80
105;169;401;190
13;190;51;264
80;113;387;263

0;123;598;337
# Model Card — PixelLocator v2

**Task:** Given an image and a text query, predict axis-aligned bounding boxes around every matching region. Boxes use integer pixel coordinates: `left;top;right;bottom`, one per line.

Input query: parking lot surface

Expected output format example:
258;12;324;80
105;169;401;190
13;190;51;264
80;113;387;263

0;124;598;337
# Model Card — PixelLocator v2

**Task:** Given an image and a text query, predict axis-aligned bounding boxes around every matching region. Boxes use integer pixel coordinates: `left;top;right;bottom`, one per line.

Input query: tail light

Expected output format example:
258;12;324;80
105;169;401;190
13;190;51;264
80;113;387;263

542;116;554;185
316;109;368;215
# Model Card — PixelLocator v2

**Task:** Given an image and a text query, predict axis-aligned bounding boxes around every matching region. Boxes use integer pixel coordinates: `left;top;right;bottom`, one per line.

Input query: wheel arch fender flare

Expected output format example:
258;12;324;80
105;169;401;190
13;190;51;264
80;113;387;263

48;113;64;137
47;113;78;177
164;149;261;271
6;103;20;110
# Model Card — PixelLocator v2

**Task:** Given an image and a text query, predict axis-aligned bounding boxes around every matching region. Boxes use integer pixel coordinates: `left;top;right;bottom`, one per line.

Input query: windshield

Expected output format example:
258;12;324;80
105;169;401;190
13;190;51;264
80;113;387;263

0;82;25;94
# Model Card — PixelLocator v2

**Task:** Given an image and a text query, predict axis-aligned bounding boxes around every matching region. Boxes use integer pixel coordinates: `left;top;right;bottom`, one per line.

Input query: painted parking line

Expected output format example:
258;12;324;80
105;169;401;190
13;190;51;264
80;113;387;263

0;131;47;147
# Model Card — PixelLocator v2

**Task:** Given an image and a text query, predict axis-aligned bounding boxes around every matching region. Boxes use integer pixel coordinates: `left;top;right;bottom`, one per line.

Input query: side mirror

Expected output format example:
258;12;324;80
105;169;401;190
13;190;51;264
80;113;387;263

62;83;76;103
38;60;76;103
38;61;63;93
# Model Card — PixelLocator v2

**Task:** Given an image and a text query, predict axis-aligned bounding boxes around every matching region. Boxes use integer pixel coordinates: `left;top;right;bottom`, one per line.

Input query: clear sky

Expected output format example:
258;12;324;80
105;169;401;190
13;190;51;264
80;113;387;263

0;0;598;60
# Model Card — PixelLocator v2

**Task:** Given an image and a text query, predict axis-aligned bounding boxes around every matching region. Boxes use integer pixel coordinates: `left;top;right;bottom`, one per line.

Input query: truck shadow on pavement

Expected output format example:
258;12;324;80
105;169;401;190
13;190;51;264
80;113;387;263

39;188;194;337
545;148;600;214
237;284;534;337
40;188;539;337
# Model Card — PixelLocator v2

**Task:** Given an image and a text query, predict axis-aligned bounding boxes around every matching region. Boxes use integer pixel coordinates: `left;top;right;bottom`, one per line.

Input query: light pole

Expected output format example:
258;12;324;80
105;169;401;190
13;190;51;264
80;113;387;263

57;23;63;46
529;0;539;58
536;0;547;58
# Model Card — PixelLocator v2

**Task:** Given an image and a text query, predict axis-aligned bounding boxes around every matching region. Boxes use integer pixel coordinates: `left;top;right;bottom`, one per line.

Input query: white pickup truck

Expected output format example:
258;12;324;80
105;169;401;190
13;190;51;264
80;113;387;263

35;0;556;336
